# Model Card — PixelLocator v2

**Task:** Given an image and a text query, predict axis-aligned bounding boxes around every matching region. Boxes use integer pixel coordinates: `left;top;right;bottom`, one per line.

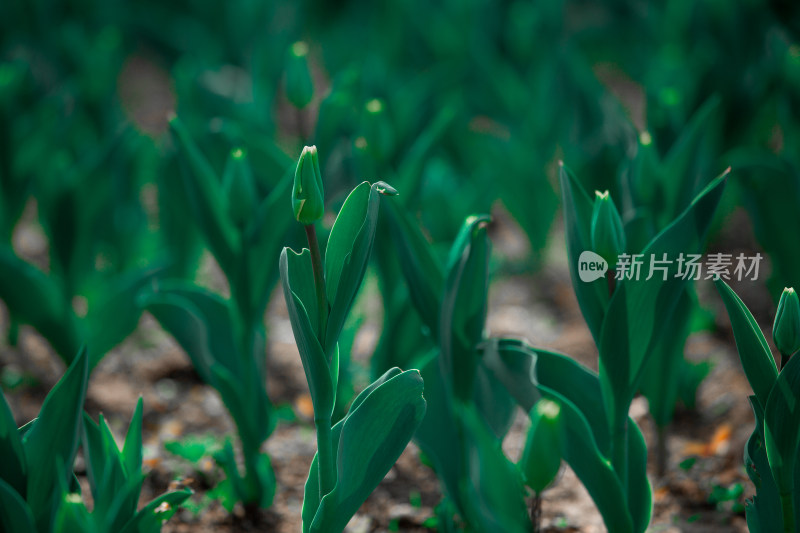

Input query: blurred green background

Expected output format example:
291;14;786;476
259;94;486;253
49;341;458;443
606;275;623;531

1;0;799;351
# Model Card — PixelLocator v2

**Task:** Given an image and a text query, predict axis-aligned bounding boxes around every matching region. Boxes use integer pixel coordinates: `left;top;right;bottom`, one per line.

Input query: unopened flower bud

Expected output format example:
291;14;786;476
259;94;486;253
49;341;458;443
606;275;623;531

520;399;562;494
774;287;800;358
285;41;313;109
292;146;324;224
223;147;257;227
591;191;626;266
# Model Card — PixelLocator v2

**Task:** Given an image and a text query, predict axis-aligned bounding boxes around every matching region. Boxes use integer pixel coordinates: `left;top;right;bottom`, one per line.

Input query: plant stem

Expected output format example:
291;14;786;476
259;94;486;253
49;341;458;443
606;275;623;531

529;494;542;533
656;425;667;478
242;444;261;506
315;417;336;497
304;223;328;349
781;491;796;533
296;107;307;145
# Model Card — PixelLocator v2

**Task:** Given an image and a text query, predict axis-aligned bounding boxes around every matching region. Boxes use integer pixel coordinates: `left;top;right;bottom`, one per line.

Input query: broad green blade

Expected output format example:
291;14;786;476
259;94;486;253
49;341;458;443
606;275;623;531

0;478;36;533
23;348;89;531
544;384;635;533
559;164;609;343
325;182;393;355
742;397;782;532
0;392;26;495
245;165;295;317
715;279;778;409
624;408;653;532
118;489;192;533
638;290;692;427
309;370;426;533
325;182;372;306
142;282;240;382
302;368;404;529
472;361;516;440
661;95;721;220
169;115;238;275
598;173;726;435
457;406;531;533
0;245;80;363
384;199;444;337
764;351;800;497
481;339;650;532
208;364;270;451
81;412;116;520
84;267;162;369
54;491;95;533
280;248;320;335
440;215;490;402
410;352;465;510
122;398;144;479
280;248;334;418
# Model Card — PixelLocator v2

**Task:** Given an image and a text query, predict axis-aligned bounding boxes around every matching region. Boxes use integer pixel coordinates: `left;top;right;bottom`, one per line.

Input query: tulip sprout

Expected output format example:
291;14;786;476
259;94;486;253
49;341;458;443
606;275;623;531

141;116;298;511
717;282;800;533
281;146;426;532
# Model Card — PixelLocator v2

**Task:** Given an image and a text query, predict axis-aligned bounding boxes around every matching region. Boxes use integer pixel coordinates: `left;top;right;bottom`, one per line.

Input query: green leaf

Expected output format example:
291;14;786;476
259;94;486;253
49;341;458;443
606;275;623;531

457;406;531;533
716;279;779;410
324;182;393;354
638;290;692;427
122;398;144;480
54;492;95;533
743;397;782;532
0;478;35;533
660;95;721;219
559;164;609;343
440;215;490;401
325;182;371;306
598;173;726;436
480;339;651;533
84;267;163;368
280;248;334;418
118;489;192;533
142;282;240;383
481;338;610;452
280;248;320;335
472;362;516;440
302;368;404;529
384;199;444;337
82;412;123;522
253;452;276;509
245;165;295;317
143;288;270;449
0;245;81;363
164;434;223;465
0;392;26;495
213;439;249;504
409;352;464;508
764;351;800;497
23;347;89;531
169;115;239;275
208;364;270;451
309;369;426;533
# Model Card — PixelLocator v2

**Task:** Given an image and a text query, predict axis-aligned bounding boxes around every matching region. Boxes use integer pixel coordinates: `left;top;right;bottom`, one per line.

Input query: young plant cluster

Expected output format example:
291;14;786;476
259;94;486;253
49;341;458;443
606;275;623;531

0;349;190;533
3;1;800;531
717;283;800;532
